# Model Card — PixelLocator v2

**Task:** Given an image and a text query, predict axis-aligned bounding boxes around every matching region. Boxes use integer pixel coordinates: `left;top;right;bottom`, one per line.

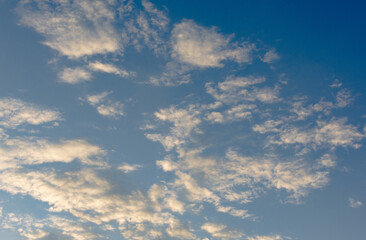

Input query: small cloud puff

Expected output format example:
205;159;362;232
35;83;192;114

171;20;254;68
88;61;133;77
201;222;245;239
349;198;362;208
261;49;280;63
117;163;142;173
82;92;124;118
58;67;92;84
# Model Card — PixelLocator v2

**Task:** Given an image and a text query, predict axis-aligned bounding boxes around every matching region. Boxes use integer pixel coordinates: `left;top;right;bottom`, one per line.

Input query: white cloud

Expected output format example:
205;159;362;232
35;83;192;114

1;213;100;240
206;75;279;104
206;104;254;123
83;92;124;117
171;20;254;68
0;98;61;128
145;106;201;150
0;169;176;227
216;205;252;219
329;80;342;88
261;49;280;63
274;118;365;149
173;171;220;204
118;163;142;173
18;0;120;58
316;154;336;168
248;235;284;240
289;89;353;120
0;137;106;170
252;120;283;134
149;17;258;86
349;198;363;208
119;223;164;240
148;62;192;86
214;150;330;202
58;67;92;84
120;0;169;54
336;89;353;107
88;61;133;77
201;222;245;239
166;219;196;239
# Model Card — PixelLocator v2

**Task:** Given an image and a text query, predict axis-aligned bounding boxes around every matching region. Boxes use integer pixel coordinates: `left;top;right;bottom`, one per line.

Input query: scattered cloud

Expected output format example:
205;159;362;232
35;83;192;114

88;61;133;77
171;20;254;68
1;212;100;240
261;49;280;63
201;222;245;240
206;104;254;123
58;67;92;84
17;0;120;58
271;118;365;149
120;0;169;54
148;61;192;86
149;19;256;86
248;235;284;240
82;91;124;117
329;80;342;88
206;75;279;104
117;163;143;173
145;105;201;151
0;98;61;128
6;1;365;240
0;137;106;170
0;168;199;239
336;89;353;107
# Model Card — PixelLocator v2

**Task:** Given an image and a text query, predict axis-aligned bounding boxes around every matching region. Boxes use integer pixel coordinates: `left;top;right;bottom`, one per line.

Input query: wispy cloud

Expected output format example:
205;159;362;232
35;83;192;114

271;118;365;149
171;20;254;68
120;0;169;54
349;197;363;208
0;98;60;128
117;163;142;173
149;20;256;86
58;67;92;84
248;235;285;240
0;168;196;239
1;213;100;240
82;91;124;118
261;49;280;63
206;75;279;104
0;137;106;170
201;222;245;239
17;0;120;58
88;61;133;77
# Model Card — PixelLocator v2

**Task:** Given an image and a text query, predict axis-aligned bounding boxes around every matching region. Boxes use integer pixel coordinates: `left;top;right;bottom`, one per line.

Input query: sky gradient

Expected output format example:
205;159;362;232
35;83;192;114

0;0;365;239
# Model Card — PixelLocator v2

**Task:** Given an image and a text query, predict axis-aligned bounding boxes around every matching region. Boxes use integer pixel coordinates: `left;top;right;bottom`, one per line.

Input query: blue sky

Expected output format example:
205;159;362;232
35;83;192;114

0;0;365;239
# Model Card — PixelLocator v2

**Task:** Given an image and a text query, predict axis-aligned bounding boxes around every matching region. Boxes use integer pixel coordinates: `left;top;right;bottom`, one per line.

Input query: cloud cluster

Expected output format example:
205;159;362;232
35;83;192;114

6;1;364;239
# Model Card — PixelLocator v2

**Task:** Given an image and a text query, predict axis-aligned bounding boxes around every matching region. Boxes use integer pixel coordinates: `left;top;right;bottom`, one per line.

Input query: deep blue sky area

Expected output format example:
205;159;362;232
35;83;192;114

0;1;365;240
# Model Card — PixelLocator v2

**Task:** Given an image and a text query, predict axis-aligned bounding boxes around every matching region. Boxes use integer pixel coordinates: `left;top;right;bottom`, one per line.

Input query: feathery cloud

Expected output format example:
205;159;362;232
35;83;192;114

82;91;124;117
58;67;92;84
0;98;60;129
171;20;254;68
349;197;363;208
17;0;120;58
